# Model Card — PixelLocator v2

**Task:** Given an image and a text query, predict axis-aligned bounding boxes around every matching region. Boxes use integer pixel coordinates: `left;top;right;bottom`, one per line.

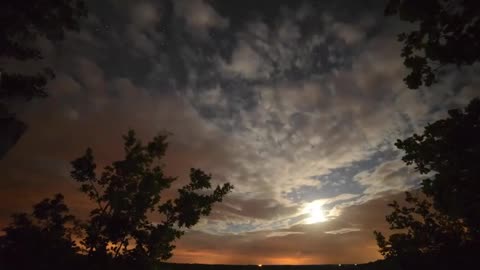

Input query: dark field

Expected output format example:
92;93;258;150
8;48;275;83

159;261;396;270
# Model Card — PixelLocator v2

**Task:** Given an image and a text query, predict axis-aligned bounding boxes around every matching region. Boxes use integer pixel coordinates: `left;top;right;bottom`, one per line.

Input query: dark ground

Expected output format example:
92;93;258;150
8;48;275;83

159;260;399;270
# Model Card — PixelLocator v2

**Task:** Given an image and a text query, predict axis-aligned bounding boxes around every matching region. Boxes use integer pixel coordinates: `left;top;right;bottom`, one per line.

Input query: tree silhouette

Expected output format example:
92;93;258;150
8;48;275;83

395;98;480;235
385;0;480;89
381;0;480;268
70;130;233;267
375;99;480;269
0;0;87;158
0;194;80;270
374;192;472;269
1;130;233;269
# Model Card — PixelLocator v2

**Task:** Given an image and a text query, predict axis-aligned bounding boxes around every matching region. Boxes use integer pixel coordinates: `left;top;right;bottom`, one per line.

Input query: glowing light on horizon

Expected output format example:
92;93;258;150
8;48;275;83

303;201;327;224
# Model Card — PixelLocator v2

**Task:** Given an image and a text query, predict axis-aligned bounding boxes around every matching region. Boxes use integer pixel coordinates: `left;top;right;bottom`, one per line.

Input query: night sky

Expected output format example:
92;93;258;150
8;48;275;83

1;0;478;265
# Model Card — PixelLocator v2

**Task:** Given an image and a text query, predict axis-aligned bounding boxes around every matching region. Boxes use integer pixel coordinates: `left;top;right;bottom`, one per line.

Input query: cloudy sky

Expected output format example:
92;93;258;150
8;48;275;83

1;0;478;265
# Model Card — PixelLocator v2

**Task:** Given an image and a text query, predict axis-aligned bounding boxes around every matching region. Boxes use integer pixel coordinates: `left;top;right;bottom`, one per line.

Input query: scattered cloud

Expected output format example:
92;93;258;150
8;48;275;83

174;0;229;39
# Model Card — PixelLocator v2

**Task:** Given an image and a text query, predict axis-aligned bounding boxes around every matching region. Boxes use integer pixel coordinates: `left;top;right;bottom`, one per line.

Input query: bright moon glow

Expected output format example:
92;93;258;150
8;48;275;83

304;201;327;224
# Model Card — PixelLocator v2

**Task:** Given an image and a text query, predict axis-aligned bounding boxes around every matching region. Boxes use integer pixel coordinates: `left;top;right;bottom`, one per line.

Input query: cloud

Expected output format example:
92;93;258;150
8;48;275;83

220;40;274;79
171;194;401;264
332;22;366;44
0;59;238;223
325;228;361;234
354;159;420;199
174;0;229;39
131;1;159;29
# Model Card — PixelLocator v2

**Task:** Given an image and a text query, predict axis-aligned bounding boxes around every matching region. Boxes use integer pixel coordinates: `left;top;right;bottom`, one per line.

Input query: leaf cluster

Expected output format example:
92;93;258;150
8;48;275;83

374;192;468;259
0;0;87;101
395;98;480;232
70;130;233;265
0;194;80;270
385;0;480;89
0;0;88;159
1;130;233;269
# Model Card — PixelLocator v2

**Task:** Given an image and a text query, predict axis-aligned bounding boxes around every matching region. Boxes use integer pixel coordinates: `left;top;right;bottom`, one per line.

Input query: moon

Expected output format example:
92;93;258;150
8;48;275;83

304;201;327;224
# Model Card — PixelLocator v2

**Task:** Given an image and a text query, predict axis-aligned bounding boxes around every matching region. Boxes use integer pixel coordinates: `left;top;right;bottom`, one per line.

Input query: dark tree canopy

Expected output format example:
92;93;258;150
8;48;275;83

0;0;87;159
0;0;87;99
374;192;475;270
0;194;80;270
71;130;233;266
380;0;480;268
385;0;480;89
0;130;233;269
395;98;480;234
375;99;480;269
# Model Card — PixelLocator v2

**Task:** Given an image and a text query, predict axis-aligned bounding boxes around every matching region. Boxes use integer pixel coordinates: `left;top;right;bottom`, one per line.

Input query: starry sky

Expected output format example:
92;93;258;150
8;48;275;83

1;0;478;265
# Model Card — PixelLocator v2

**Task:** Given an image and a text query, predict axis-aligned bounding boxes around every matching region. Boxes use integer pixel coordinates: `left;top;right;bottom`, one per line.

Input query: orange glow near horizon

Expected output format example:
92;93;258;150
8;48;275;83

170;245;383;265
171;249;328;265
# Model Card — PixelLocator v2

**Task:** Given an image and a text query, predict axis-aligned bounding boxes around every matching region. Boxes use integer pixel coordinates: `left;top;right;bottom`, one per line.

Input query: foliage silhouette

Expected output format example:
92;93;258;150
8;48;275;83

0;194;80;270
375;99;480;269
71;130;233;267
379;1;480;267
0;0;87;158
395;98;480;234
0;130;233;269
374;192;473;269
385;0;480;89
